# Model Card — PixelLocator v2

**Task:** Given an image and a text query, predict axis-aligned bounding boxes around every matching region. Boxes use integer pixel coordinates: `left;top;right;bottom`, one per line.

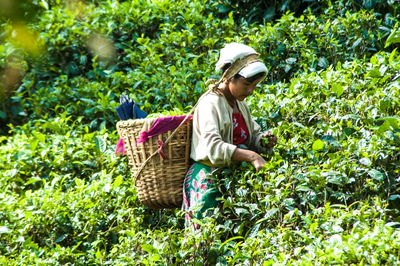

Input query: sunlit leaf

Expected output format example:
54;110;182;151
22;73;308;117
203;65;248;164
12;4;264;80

0;226;11;234
94;136;106;153
368;169;385;181
332;83;344;97
360;158;372;166
40;0;49;9
385;28;400;48
312;139;325;151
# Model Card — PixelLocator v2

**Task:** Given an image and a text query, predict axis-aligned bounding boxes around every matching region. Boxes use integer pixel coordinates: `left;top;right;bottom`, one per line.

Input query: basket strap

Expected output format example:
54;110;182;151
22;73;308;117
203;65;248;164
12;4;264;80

132;88;214;185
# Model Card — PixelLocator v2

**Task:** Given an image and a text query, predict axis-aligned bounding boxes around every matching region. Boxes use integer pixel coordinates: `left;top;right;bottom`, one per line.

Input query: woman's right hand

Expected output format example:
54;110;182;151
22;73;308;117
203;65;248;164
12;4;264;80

251;154;267;172
261;131;277;148
232;148;267;172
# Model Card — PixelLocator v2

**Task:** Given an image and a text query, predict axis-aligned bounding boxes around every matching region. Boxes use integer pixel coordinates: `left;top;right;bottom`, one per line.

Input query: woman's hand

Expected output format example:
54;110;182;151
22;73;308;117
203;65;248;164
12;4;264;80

250;154;267;172
232;148;267;172
261;130;277;148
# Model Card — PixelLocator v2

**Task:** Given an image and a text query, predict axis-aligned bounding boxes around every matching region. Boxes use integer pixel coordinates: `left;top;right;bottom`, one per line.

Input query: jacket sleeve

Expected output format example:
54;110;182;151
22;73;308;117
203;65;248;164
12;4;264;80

191;97;237;166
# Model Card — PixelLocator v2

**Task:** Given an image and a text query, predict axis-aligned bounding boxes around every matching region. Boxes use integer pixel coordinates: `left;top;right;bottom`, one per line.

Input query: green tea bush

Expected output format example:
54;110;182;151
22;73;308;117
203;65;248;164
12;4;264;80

3;0;397;130
249;51;400;208
1;0;400;264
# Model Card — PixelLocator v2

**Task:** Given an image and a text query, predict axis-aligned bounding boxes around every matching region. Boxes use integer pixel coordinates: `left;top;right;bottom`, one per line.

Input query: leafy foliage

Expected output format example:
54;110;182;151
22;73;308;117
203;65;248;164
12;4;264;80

1;0;400;264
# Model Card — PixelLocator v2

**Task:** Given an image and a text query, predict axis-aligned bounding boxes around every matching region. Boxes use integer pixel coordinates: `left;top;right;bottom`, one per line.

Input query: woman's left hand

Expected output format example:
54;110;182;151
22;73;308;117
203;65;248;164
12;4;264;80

261;130;277;148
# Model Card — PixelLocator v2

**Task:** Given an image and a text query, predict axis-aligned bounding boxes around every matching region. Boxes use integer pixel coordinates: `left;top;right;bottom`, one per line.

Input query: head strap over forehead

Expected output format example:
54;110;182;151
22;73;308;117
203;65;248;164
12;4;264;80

221;53;260;81
207;53;261;93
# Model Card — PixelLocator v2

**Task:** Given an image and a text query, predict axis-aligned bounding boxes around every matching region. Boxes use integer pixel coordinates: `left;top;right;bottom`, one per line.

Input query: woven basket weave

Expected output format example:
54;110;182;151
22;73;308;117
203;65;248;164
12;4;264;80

117;117;192;209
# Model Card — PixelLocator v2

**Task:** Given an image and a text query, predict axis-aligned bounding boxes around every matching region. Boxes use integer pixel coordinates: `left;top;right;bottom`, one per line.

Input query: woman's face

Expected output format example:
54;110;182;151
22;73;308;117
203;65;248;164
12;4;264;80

228;76;263;101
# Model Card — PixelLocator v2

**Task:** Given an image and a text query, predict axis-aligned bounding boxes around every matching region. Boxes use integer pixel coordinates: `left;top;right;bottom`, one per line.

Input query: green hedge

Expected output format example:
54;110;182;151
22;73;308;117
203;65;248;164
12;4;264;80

1;0;398;129
1;0;400;264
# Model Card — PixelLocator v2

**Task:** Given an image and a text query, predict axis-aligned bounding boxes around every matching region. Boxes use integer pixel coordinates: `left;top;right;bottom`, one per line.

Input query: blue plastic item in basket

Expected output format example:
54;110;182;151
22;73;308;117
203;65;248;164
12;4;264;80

116;95;147;120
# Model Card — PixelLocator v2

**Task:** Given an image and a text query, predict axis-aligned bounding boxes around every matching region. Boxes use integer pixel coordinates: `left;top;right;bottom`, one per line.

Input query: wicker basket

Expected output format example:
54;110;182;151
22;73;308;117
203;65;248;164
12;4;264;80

116;117;192;209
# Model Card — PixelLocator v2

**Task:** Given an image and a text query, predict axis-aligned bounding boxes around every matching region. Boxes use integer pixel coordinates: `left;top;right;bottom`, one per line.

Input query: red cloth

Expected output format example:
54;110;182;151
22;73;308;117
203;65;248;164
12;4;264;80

232;113;249;145
115;138;126;155
136;115;193;144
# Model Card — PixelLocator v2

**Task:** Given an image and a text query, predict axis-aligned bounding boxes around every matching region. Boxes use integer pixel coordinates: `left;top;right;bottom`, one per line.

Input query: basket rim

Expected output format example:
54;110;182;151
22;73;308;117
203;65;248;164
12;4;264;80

116;117;159;127
116;116;193;127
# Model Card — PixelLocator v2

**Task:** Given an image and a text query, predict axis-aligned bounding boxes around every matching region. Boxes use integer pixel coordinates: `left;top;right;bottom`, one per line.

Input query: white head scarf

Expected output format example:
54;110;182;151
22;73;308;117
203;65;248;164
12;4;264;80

215;43;268;78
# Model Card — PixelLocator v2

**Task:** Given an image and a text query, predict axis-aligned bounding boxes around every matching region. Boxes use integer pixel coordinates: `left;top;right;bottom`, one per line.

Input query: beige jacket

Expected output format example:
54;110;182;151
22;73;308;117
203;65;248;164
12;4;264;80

190;91;269;167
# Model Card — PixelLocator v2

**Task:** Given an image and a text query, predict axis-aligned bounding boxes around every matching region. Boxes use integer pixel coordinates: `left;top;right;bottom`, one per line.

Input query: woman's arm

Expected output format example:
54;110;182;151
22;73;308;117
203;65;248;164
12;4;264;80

232;148;267;172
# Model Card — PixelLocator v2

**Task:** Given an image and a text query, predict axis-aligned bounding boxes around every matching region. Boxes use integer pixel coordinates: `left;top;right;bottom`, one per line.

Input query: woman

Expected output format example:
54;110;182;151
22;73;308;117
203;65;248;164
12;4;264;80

183;43;277;228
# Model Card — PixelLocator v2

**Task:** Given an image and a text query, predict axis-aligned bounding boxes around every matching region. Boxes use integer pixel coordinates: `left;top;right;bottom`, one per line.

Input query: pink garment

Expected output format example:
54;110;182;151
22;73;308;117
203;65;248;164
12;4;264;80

115;138;126;156
136;115;193;144
114;115;192;156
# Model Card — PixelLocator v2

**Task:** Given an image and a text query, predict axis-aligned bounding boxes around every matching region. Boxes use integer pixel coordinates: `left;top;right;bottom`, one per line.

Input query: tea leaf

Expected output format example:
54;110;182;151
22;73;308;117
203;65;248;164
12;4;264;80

368;169;385;181
95;136;106;153
312;139;325;151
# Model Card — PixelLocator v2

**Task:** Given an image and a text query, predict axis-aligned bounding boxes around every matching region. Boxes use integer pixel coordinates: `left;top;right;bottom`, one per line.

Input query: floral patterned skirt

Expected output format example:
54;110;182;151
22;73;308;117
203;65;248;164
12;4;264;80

182;162;221;229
